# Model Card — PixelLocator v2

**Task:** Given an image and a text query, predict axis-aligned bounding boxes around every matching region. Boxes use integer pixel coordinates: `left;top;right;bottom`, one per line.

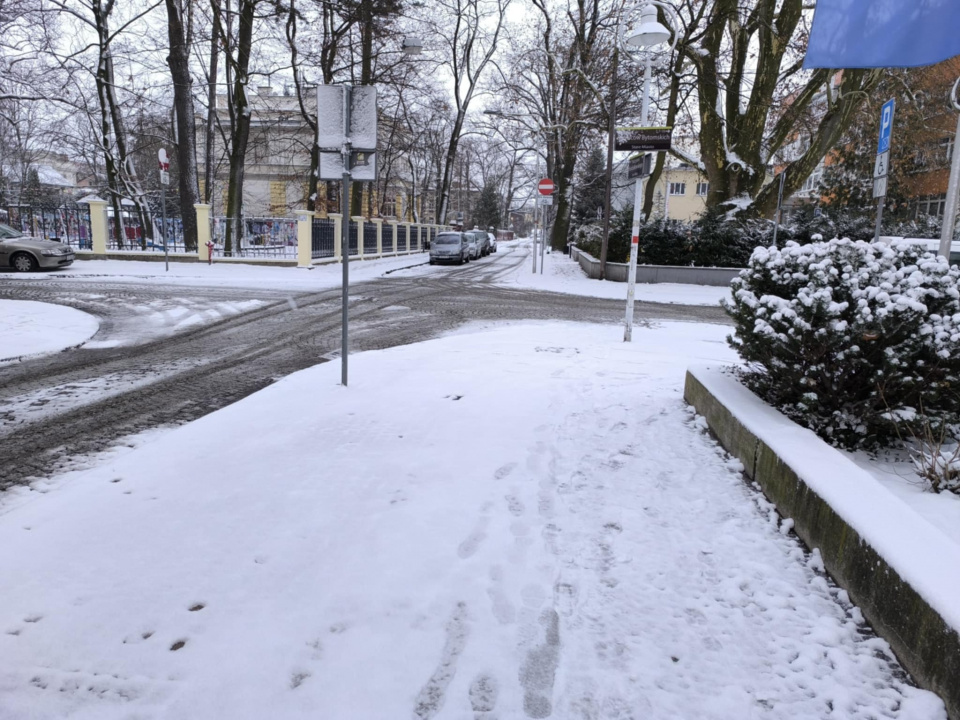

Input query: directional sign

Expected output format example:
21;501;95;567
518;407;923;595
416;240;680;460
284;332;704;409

538;178;555;196
627;153;652;180
877;99;895;155
874;151;889;179
873;175;887;199
615;126;672;152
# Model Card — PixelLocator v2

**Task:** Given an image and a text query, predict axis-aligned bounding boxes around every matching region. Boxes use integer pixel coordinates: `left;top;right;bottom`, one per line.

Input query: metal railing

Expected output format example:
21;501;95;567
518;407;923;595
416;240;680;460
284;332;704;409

347;221;359;256
384;225;395;254
211;216;298;258
363;222;378;254
312;217;336;259
4;205;92;248
397;224;408;252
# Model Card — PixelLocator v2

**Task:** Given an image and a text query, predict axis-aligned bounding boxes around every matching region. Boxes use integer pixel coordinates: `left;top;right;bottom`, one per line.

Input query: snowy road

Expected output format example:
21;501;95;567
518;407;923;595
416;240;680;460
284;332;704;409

0;244;726;488
0;322;943;719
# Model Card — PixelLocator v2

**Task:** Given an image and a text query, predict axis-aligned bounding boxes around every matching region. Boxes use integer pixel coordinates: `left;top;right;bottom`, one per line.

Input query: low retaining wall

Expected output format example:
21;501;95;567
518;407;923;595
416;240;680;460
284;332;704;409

570;246;740;286
684;367;960;720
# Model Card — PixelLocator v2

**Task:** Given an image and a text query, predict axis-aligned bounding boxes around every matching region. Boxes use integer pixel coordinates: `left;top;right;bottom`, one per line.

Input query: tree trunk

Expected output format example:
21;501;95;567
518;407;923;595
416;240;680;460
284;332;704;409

203;0;220;206
217;0;256;255
165;0;199;251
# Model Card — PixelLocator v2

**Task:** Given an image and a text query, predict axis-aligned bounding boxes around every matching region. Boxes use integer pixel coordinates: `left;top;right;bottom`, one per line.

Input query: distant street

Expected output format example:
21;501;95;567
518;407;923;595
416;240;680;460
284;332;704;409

0;244;727;488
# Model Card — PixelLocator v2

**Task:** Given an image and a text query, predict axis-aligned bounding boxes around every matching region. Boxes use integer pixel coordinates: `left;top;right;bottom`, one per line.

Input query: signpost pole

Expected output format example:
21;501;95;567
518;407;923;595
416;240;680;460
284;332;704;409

873;99;895;243
161;186;168;272
158;148;170;272
341;85;352;387
624;54;654;342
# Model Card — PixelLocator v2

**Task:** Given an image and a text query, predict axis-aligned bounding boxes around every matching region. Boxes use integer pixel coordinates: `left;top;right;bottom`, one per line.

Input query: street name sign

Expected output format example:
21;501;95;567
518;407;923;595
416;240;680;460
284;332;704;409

615;126;672;152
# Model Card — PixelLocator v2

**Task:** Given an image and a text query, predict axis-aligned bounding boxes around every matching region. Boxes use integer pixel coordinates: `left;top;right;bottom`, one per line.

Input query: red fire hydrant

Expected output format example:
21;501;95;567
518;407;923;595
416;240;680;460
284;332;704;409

205;240;214;265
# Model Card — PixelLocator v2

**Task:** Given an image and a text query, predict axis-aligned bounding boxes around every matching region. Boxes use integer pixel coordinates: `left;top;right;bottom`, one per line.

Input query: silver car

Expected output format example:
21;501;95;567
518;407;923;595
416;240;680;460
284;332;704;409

0;223;75;272
429;231;469;265
466;230;486;259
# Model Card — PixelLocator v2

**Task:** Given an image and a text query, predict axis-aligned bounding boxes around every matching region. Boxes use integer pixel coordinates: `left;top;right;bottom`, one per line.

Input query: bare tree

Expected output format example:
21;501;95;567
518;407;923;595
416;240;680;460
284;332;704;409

426;0;509;225
164;0;199;250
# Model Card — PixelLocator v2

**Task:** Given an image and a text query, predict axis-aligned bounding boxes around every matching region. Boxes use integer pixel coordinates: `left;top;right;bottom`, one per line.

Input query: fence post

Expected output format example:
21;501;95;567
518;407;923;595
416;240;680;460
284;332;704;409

330;213;342;260
373;218;383;256
353;216;365;258
387;220;397;255
195;204;211;262
81;197;108;256
404;221;412;253
297;211;312;268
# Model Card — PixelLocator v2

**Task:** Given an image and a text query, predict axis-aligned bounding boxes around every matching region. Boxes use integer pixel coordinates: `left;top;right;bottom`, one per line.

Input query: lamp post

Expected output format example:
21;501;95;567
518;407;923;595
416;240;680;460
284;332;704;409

938;77;960;261
622;3;672;342
483;109;545;273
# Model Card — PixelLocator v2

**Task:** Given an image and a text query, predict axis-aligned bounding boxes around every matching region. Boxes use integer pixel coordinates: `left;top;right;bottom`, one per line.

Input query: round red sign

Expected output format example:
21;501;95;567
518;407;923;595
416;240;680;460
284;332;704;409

538;178;555;196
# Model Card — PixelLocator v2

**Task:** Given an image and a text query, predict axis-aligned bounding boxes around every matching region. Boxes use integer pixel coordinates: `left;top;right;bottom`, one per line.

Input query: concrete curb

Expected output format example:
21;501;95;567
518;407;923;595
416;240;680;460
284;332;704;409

684;369;960;720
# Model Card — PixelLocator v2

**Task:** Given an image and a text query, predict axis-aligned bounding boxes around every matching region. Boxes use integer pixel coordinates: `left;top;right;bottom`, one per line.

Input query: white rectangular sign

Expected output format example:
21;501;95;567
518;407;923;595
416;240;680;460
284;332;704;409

874;151;889;179
538;196;553;206
316;85;378;152
318;151;378;181
873;175;887;198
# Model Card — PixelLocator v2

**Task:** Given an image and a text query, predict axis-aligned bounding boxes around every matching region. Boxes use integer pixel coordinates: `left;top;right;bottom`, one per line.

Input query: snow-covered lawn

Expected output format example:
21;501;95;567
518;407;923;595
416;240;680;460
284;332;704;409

0;299;99;361
0;320;942;719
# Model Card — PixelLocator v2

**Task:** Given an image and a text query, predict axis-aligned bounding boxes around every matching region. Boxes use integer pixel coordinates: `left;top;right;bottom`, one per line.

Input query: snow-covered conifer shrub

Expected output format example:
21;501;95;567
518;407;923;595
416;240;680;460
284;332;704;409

724;239;960;449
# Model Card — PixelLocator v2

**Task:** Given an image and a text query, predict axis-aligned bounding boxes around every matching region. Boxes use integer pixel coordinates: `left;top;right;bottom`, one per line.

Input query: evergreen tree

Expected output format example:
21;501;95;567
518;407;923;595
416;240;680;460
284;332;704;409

571;147;606;228
471;182;501;231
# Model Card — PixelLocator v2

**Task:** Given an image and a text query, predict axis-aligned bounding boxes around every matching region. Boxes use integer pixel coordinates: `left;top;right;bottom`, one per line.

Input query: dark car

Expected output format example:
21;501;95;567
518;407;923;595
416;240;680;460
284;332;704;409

429;231;470;265
0;223;75;272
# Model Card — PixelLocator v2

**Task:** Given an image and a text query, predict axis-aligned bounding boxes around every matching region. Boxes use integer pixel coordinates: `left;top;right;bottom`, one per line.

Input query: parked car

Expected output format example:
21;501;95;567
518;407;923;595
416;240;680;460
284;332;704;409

429;231;469;265
470;228;491;256
487;233;498;253
0;223;75;272
465;231;483;260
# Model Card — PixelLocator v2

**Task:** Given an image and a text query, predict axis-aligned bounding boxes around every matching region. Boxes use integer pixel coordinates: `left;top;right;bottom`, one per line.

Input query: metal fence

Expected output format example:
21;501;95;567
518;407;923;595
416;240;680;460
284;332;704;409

347;221;359;256
211;216;298;258
384;225;395;254
312;217;335;259
397;224;408;252
4;205;92;248
363;222;378;254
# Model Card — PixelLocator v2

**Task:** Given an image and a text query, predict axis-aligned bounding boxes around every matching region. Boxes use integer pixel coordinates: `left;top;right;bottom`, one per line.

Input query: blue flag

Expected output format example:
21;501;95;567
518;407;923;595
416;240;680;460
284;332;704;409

804;0;960;69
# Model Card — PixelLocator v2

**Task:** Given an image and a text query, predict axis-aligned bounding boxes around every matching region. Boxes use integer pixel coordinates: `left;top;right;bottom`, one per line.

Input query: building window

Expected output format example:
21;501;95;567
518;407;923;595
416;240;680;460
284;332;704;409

696;181;709;197
669;182;686;196
800;161;825;195
917;193;947;218
940;137;955;164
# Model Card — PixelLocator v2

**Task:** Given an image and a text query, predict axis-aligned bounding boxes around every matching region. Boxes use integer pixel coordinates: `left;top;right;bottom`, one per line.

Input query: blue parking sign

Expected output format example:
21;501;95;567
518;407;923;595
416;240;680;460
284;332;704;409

877;99;895;155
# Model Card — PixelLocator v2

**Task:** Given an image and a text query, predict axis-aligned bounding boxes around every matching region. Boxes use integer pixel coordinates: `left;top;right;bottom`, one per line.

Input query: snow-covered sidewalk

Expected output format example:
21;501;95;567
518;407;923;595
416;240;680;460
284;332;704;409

0;321;943;719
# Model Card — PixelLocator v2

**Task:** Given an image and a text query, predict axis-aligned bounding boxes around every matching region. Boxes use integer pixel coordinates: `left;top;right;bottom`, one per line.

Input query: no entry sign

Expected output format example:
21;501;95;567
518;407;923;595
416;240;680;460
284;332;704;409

538;178;555;196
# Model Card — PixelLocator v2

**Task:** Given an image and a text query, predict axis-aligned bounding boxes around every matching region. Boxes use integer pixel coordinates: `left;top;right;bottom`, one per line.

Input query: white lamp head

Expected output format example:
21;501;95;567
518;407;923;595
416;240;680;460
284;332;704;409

624;5;671;49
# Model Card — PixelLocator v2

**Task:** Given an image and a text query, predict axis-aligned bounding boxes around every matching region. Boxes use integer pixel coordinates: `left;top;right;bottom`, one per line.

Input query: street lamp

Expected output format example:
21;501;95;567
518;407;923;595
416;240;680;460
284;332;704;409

402;37;424;55
622;3;673;343
483;109;545;273
938;76;960;261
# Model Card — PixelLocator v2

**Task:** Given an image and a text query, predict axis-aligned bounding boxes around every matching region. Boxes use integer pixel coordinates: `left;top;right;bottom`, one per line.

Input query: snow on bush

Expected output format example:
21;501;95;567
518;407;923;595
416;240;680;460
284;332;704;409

724;238;960;451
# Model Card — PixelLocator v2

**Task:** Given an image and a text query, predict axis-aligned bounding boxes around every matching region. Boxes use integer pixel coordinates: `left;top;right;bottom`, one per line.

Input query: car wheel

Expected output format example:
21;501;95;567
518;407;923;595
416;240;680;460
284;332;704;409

11;252;38;272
